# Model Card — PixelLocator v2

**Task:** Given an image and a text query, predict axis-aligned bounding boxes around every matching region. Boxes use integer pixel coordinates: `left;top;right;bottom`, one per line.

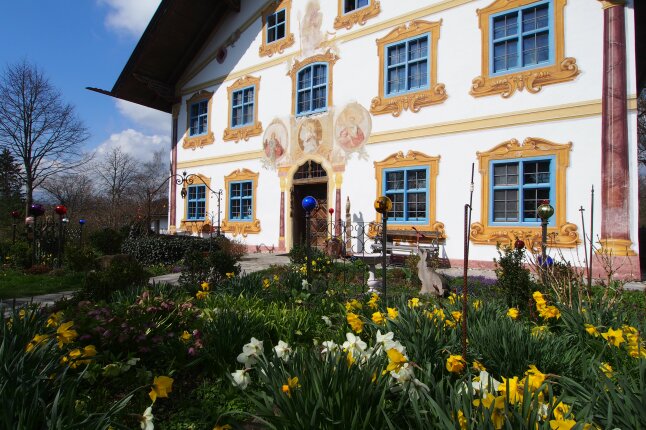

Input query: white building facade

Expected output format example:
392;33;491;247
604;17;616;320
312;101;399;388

106;0;643;277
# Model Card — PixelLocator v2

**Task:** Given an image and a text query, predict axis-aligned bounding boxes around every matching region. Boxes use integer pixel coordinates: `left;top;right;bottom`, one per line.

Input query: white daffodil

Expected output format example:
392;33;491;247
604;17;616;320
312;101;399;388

140;406;154;430
390;363;415;383
321;316;332;327
321;340;338;354
231;369;251;390
472;370;501;393
274;340;292;362
374;330;405;355
342;332;367;355
237;337;264;368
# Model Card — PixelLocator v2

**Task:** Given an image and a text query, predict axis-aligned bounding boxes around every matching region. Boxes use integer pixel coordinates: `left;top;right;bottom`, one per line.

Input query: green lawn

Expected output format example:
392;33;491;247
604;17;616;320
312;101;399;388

0;269;83;299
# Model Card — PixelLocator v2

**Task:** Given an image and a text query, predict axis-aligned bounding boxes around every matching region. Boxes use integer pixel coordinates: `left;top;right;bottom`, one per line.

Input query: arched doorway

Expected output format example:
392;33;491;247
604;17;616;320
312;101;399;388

291;160;328;249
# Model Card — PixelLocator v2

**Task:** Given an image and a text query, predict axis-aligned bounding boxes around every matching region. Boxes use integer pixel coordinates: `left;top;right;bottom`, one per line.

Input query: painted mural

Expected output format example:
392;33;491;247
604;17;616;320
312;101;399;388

335;102;371;157
261;119;288;169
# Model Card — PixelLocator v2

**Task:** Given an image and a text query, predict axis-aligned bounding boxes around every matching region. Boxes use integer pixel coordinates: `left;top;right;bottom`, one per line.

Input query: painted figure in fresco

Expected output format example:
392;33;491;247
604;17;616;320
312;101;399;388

300;0;325;55
298;119;322;154
263;132;284;162
336;103;370;152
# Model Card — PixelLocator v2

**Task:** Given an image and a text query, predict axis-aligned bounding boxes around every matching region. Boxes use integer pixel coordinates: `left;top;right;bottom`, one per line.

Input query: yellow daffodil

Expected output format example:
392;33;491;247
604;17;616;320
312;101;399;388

431;307;445;321
346;351;355;367
262;278;270;289
451;311;462;322
371;311;385;325
226;272;235;279
196;290;209;300
473;360;486;372
601;327;625;347
66;345;97;369
346;312;364;333
149;375;174;403
180;331;192;342
448;293;458;304
539;305;561;320
499;376;522;404
445;319;457;328
367;293;379;309
281;376;300;397
446;354;466;374
19;309;26;320
507;308;519;320
524;365;546;392
532;325;549;336
26;333;50;352
584;324;599;337
345;299;362;312
472;300;482;311
46;311;63;328
200;281;210;291
552;402;570;421
533;291;547;308
56;321;78;349
600;362;613;378
407;297;420;308
386;348;408;373
549;418;577;430
473;393;506;430
387;307;398;319
273;274;279;281
457;410;468;430
214;425;232;430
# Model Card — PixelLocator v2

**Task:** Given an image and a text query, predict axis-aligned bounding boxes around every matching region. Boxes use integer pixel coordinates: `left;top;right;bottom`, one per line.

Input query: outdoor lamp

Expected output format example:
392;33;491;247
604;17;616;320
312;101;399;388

301;196;317;212
373;196;392;214
537;200;555;221
29;204;45;217
181;187;187;199
54;205;67;216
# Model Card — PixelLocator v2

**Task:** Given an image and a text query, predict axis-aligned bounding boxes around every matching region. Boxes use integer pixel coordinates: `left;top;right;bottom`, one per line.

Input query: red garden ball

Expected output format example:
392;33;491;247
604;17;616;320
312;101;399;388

54;205;67;216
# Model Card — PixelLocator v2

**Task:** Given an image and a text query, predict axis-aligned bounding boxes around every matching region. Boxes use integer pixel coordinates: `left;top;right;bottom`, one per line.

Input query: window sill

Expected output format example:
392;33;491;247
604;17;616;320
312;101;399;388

183;132;215;150
223;122;263;143
470;58;579;98
334;1;380;30
469;222;579;249
221;219;261;237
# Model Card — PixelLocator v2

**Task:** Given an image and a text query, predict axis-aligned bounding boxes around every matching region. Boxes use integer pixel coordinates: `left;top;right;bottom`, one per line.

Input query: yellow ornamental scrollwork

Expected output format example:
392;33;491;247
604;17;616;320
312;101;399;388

334;0;381;30
221;219;261;237
470;58;580;98
370;83;447;117
470;222;579;250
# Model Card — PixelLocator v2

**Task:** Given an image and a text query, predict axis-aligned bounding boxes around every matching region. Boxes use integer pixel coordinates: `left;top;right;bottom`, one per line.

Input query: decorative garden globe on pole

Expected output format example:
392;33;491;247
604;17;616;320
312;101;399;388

54;205;67;268
302;196;317;283
374;196;392;303
28;204;46;265
537;200;555;285
10;210;20;244
79;219;87;247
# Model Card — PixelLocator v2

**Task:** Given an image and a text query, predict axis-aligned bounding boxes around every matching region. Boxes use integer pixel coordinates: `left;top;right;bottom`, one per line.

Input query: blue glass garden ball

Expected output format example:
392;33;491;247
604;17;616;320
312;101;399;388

79;219;86;225
301;196;317;212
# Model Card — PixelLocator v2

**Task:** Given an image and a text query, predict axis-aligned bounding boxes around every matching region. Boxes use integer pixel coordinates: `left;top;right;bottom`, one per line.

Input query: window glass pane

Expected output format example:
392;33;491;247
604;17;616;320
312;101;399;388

523;160;550;184
243;105;253;125
276;9;285;23
344;0;354;13
297;90;311;114
242;181;252;197
387;66;405;94
297;68;311;90
493;163;519;186
387;192;404;219
386;171;404;190
276;23;285;40
523;32;549;66
232;107;242;127
231;183;241;197
493;40;518;72
232;91;242;106
198;101;207;115
493;12;518;40
268;12;276;28
242;200;252;219
493;189;518;221
312;87;326;110
408;60;427;90
313;65;327;86
522;4;549;32
197;186;205;199
407;192;426;220
231;200;241;219
407;169;426;189
358;0;369;7
523;188;549;221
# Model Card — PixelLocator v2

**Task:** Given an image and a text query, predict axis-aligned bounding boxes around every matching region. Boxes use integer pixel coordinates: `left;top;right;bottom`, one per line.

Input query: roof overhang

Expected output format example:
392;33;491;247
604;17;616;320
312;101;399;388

88;0;240;113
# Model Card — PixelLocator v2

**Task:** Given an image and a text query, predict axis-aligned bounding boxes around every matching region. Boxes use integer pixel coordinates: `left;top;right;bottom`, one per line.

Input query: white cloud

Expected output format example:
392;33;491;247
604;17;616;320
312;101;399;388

99;0;161;37
95;129;170;163
116;100;171;135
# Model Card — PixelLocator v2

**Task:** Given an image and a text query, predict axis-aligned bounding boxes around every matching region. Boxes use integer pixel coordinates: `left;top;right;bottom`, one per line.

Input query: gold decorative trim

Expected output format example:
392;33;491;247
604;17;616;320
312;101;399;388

470;137;580;248
598;238;636;256
259;0;295;57
598;0;625;9
471;0;579;98
222;168;261;236
334;0;381;30
288;50;338;116
180;174;211;232
183;91;215;149
371;20;446;117
223;75;263;143
373;150;445;238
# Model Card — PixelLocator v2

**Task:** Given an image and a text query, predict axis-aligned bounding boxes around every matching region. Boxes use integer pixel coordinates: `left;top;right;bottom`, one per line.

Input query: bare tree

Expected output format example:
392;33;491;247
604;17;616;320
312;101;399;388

95;147;139;228
0;61;91;213
132;149;169;232
41;172;95;219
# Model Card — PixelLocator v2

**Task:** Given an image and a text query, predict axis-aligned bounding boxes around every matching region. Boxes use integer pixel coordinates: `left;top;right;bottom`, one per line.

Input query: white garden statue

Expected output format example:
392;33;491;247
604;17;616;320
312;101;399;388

417;248;447;297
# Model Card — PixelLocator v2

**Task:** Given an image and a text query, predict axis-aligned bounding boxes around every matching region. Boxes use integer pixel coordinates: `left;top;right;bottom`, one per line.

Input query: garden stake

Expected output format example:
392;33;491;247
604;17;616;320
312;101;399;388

461;163;474;360
580;206;590;282
588;185;594;289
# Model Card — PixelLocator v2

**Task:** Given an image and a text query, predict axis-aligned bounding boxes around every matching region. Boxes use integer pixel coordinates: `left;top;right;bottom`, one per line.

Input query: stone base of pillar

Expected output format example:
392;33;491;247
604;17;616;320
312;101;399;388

278;236;286;252
169;225;177;235
598;238;636;256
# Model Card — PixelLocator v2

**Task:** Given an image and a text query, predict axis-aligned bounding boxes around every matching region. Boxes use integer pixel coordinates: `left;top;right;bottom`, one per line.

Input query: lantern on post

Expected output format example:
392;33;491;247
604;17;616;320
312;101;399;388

537;200;555;284
374;196;392;303
302;196;317;283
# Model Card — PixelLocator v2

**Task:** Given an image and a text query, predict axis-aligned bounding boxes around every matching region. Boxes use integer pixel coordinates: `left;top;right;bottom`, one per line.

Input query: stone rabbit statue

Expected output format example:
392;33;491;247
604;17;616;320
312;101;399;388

417;248;447;297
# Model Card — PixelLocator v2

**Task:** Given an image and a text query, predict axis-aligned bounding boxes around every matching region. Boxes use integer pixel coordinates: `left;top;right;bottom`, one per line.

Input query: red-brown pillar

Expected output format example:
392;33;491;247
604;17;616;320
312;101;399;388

334;173;343;236
169;104;180;234
599;0;635;256
278;176;287;251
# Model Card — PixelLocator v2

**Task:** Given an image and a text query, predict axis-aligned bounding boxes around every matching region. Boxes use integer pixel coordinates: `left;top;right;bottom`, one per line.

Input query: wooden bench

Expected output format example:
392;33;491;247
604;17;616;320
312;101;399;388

371;228;443;266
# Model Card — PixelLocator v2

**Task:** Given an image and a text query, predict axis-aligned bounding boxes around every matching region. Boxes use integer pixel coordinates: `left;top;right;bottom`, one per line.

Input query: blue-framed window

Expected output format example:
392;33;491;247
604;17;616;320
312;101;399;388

490;0;552;74
189;100;208;136
490;157;554;225
187;185;206;220
383;167;428;223
231;86;255;128
267;8;286;43
344;0;369;13
296;63;328;115
385;34;430;97
229;180;253;221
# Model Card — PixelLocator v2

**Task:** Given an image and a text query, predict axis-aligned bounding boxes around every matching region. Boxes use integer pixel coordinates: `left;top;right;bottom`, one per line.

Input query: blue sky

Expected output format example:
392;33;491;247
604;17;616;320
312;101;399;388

0;0;168;162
